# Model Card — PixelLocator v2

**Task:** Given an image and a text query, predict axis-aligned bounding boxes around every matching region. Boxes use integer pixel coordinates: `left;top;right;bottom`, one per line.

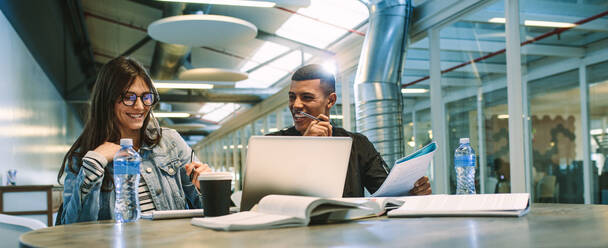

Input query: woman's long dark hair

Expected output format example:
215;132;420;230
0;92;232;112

57;57;162;191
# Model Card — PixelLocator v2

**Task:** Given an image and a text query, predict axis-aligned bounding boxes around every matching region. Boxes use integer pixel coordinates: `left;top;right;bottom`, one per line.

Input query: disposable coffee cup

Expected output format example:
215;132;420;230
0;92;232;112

198;172;232;217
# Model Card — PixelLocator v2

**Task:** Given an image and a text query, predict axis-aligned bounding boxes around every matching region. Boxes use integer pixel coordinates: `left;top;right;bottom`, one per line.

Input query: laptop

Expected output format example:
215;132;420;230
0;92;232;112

240;136;353;211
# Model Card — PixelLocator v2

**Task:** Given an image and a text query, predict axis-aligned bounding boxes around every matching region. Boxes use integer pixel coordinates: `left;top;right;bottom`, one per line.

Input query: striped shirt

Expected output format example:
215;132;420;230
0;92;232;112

80;151;156;213
138;179;156;213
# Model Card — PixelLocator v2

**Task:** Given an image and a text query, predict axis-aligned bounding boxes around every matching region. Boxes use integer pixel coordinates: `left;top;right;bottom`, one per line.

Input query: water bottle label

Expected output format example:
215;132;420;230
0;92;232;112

455;155;475;167
114;161;140;175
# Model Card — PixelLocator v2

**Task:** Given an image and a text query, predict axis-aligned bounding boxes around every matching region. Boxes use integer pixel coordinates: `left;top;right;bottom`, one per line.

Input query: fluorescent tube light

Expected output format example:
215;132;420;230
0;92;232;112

590;129;608;135
488;17;507;23
330;115;343;120
497;114;509;119
524;20;576;28
401;88;429;94
488;17;575;28
156;0;275;7
154;112;191;118
154;82;214;89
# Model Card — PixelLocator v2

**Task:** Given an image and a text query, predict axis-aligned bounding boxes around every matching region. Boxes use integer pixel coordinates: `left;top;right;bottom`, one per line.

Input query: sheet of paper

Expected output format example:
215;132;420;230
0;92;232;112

387;193;530;217
371;143;436;197
394;193;530;212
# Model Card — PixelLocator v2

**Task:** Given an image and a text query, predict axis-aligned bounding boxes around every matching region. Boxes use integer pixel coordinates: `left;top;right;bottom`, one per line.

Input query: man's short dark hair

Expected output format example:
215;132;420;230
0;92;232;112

291;64;336;96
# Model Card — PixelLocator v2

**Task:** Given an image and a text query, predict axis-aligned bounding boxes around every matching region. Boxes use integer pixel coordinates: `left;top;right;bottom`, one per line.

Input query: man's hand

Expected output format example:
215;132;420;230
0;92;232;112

302;114;332;136
185;162;212;190
93;142;122;162
409;176;432;195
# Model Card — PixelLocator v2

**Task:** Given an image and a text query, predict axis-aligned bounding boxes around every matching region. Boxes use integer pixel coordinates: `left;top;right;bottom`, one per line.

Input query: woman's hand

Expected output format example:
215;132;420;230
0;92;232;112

185;162;212;190
409;176;432;195
93;142;122;162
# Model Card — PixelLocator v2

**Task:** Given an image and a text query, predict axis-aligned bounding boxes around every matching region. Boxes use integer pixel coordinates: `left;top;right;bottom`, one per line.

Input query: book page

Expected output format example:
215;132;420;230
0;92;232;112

336;197;407;211
257;195;365;221
191;195;367;231
256;195;321;220
371;142;436;197
389;193;530;216
326;197;406;220
191;211;299;231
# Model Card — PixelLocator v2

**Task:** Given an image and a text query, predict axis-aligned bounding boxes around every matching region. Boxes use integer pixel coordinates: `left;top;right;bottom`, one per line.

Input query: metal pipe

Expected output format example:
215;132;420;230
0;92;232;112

354;0;412;167
149;3;190;80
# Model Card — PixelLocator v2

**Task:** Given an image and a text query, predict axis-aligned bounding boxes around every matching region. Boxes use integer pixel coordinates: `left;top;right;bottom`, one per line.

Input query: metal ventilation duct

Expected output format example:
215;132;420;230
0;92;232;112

150;3;190;80
354;0;412;167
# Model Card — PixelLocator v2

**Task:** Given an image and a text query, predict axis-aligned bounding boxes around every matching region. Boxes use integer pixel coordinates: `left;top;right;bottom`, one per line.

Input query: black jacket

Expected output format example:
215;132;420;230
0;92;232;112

266;126;389;197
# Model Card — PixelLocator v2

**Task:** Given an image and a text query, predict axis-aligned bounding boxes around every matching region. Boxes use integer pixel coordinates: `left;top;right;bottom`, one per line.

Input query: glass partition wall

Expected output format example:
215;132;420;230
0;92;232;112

427;0;511;194
519;0;608;204
398;0;607;199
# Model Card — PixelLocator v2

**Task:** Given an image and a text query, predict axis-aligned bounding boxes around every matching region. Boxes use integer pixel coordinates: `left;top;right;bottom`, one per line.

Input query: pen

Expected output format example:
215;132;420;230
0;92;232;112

189;150;195;181
298;111;322;122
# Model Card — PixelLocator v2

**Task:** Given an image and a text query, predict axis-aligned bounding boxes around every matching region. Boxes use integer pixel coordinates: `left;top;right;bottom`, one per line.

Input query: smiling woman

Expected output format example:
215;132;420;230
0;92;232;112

56;57;212;225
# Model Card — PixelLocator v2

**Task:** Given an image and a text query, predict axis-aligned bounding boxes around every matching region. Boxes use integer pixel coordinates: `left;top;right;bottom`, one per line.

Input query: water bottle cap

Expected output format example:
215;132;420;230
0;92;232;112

120;138;133;147
459;138;470;144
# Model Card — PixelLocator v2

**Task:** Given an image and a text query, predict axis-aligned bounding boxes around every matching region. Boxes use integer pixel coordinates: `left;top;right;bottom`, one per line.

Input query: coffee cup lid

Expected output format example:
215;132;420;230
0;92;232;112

198;172;232;181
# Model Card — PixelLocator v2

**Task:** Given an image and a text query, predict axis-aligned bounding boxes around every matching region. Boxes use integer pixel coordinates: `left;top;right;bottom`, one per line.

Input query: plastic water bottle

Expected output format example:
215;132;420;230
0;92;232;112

113;138;141;222
455;138;476;194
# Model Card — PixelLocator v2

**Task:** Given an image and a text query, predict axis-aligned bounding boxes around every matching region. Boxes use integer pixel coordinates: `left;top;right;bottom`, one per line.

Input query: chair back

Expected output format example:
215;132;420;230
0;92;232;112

485;177;498;193
55;204;63;226
538;175;557;198
0;213;46;248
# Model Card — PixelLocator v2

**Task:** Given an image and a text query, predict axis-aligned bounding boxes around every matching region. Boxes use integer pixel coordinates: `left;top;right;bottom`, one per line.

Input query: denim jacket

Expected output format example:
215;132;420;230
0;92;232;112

60;128;202;224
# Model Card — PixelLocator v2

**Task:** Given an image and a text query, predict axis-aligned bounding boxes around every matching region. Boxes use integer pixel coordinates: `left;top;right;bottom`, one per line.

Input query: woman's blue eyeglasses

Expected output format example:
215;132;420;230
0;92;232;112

121;92;158;106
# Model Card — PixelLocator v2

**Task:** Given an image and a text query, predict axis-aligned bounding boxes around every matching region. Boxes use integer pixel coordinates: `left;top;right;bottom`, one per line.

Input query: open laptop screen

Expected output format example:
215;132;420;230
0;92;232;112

240;136;353;211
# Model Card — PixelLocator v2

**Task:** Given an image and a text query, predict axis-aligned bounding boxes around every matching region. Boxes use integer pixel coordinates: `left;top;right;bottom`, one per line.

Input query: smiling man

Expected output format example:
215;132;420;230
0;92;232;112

267;64;431;197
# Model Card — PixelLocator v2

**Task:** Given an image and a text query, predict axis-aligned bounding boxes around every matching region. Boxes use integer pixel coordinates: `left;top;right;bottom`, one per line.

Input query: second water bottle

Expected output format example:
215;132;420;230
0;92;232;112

455;138;476;194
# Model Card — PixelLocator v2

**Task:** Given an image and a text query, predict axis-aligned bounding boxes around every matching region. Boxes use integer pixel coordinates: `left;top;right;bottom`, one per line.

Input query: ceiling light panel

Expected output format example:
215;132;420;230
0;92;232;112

240;41;290;71
237;50;312;88
275;0;368;48
203;103;241;122
199;103;226;114
268;50;310;71
276;14;345;48
237;66;288;88
296;0;367;28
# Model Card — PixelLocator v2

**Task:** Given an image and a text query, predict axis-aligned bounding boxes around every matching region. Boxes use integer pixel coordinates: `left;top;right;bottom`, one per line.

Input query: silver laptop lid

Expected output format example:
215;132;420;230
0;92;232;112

240;136;353;211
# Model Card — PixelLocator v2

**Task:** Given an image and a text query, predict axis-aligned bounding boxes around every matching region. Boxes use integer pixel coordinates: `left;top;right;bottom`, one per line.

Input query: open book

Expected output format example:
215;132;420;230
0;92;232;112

388;193;530;217
327;197;406;220
191;195;376;231
371;142;437;197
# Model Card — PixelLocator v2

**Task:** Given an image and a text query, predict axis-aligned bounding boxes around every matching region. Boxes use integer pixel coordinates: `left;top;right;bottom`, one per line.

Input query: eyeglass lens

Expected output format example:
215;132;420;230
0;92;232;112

123;92;155;106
